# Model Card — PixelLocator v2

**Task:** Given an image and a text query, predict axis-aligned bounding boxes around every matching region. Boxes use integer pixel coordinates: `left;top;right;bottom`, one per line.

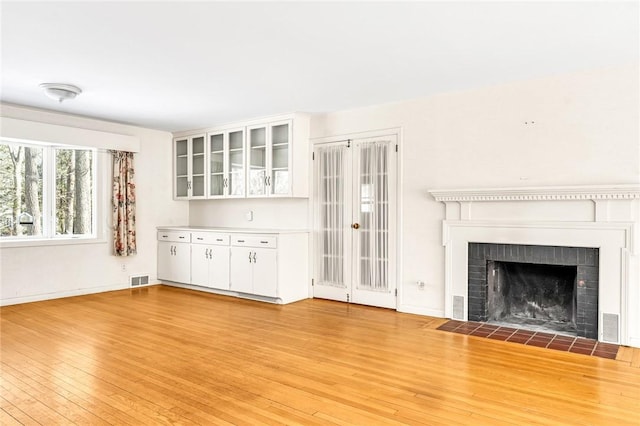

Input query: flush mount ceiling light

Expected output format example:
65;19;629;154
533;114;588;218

39;83;82;103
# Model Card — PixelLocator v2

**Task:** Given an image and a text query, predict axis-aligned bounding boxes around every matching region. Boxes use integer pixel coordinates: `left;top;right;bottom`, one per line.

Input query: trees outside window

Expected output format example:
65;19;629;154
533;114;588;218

0;140;95;239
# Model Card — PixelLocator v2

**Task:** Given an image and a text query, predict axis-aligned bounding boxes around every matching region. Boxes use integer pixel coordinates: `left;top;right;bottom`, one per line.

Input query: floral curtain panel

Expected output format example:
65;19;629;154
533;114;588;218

112;151;136;256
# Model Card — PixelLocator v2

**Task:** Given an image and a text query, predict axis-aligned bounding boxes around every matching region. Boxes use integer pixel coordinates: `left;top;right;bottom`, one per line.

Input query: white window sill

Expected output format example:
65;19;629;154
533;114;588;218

0;236;108;249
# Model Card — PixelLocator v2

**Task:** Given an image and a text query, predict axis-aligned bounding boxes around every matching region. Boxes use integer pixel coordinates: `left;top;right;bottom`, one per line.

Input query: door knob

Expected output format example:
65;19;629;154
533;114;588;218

351;223;360;230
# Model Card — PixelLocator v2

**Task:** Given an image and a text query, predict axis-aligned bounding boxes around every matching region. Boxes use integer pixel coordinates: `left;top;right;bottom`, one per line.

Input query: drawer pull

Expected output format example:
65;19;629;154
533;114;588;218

237;239;245;243
162;235;168;238
179;236;185;239
197;237;204;240
216;238;223;241
260;241;269;244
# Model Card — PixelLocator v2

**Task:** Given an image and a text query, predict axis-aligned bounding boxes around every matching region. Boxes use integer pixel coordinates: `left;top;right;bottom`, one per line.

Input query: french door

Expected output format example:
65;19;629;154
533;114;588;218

313;135;397;309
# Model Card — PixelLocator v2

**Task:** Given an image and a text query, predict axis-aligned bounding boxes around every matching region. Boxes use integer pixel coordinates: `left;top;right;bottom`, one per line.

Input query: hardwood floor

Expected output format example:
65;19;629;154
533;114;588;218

1;286;639;425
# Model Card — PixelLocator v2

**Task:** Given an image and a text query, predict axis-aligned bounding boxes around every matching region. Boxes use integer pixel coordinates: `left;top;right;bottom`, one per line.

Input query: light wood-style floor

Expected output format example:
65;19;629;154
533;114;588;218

1;286;639;425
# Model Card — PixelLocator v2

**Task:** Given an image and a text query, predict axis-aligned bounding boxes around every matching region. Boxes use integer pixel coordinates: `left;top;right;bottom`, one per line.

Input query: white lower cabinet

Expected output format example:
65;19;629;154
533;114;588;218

190;232;230;290
157;230;191;283
230;246;277;297
191;245;230;290
157;228;308;304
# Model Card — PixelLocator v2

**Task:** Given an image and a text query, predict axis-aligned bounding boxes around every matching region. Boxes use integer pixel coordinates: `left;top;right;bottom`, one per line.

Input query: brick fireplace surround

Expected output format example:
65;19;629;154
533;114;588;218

467;243;598;339
429;184;639;347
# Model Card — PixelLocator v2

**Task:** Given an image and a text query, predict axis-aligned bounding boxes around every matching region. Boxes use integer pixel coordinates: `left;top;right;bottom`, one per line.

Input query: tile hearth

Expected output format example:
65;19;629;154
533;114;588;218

437;320;619;359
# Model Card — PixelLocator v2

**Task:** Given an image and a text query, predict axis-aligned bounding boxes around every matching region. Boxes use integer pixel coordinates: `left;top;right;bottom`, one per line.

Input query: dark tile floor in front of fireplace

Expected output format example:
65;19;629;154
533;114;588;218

437;320;619;359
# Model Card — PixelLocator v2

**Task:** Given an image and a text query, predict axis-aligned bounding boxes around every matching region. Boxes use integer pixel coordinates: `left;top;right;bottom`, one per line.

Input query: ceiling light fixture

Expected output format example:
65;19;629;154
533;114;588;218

39;83;82;103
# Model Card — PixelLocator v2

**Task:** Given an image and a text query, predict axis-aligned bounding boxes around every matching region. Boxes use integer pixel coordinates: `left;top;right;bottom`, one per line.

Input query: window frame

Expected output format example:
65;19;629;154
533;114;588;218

0;137;106;247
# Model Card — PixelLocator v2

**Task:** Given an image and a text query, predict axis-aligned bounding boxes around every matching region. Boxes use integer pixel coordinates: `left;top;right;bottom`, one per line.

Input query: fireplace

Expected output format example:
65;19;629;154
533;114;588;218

429;184;639;346
468;243;598;338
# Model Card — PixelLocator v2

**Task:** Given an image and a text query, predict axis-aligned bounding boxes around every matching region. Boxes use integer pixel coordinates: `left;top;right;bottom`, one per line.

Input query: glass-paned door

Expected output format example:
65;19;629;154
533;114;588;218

270;122;291;195
248;126;267;196
227;129;245;197
312;142;351;302
313;136;397;309
209;133;224;197
191;135;206;198
351;139;396;308
175;138;189;198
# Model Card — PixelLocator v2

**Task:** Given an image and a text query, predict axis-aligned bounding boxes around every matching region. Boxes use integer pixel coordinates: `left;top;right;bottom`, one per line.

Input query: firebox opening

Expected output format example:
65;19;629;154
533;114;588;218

487;261;577;336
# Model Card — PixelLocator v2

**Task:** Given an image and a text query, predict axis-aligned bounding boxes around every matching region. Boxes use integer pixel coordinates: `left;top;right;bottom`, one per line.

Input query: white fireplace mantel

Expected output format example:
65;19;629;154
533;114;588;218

429;184;640;347
429;184;640;202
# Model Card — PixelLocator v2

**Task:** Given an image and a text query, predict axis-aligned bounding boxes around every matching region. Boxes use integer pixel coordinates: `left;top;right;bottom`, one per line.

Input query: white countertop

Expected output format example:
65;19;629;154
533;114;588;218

157;226;309;234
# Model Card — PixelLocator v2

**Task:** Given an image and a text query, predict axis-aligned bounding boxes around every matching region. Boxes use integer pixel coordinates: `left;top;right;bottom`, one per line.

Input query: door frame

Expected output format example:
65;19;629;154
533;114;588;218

309;127;403;310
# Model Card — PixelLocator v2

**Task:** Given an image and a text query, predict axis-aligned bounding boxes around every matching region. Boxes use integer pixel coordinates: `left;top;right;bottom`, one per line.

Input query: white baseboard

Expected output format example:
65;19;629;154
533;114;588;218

0;282;131;307
626;336;640;349
397;304;445;318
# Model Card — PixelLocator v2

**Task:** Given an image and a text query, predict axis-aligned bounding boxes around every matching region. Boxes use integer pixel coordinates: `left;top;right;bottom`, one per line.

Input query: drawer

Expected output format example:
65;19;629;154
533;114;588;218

157;230;191;243
231;234;277;249
191;232;230;245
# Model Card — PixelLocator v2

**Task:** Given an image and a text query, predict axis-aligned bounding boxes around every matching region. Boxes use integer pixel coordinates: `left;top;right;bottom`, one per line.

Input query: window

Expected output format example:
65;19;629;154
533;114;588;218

0;139;96;240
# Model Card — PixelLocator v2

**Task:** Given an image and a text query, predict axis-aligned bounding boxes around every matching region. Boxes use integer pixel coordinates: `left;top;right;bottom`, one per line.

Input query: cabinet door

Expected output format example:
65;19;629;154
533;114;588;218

227;129;245;197
172;242;192;283
269;121;292;196
174;138;189;199
209;246;230;290
230;247;253;293
247;126;267;196
191;135;207;198
191;245;210;287
208;132;225;198
157;241;174;280
252;248;277;297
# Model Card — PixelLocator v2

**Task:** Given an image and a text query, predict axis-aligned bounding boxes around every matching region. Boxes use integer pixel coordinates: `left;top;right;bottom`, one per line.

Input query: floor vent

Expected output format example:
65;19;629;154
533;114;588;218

602;313;619;343
130;274;150;287
452;296;465;320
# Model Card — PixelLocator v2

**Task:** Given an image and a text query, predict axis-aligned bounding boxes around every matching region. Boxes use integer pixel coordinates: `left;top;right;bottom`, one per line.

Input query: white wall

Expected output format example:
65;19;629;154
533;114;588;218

0;104;189;305
189;198;308;230
310;64;639;318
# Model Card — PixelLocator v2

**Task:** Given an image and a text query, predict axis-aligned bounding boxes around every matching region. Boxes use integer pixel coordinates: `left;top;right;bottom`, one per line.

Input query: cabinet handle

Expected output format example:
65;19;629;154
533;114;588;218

216;238;223;242
260;241;268;244
197;237;204;240
264;176;268;186
248;251;252;263
252;252;257;263
267;176;271;186
179;236;185;239
237;239;245;243
187;181;191;190
162;235;168;238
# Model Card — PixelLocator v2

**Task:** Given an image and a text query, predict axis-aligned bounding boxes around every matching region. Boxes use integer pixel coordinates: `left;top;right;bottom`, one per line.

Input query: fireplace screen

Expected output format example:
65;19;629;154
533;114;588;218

487;261;577;335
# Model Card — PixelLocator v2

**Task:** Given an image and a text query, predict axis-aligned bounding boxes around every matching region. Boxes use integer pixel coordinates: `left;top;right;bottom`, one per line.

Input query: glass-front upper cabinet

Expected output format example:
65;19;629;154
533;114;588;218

227;129;245;197
174;134;206;199
208;128;245;198
270;122;291;196
247;126;267;196
247;120;292;197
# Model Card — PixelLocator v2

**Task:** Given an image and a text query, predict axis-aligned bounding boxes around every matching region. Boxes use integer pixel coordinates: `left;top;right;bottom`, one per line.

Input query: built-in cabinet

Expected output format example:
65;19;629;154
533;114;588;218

157;231;191;283
229;235;278;296
247;120;292;197
208;128;245;198
156;227;309;304
191;232;230;289
172;113;309;200
174;134;206;199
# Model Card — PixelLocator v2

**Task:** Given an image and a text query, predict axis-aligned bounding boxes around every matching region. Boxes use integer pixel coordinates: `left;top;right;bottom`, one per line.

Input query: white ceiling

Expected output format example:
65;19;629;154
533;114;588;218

1;1;638;133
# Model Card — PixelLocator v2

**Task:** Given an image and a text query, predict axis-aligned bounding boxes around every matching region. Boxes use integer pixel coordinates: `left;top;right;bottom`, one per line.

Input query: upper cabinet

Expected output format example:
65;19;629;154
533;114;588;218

173;113;309;200
174;134;206;199
247;120;292;197
208;128;246;198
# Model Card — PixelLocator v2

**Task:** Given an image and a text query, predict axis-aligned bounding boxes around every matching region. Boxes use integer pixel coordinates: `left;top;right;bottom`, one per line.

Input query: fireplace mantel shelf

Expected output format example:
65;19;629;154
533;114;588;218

428;184;640;202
